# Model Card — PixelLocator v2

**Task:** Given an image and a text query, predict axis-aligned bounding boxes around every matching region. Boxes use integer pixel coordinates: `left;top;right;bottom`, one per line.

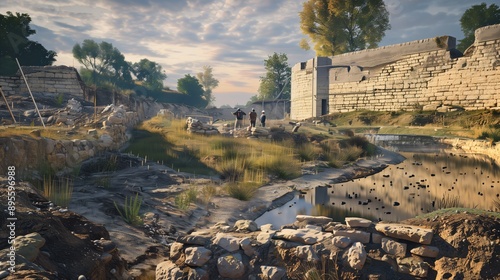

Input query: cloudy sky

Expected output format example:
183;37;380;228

1;0;497;107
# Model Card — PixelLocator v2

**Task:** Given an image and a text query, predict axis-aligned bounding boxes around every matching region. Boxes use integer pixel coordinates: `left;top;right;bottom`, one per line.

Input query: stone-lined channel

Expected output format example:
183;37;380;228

256;135;500;227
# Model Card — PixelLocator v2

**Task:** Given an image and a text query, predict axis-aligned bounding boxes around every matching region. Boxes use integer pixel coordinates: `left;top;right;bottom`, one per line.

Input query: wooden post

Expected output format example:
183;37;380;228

0;86;17;123
16;58;45;128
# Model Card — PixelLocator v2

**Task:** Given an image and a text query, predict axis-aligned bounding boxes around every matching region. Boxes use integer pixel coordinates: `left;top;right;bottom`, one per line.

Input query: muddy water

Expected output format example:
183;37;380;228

255;139;500;227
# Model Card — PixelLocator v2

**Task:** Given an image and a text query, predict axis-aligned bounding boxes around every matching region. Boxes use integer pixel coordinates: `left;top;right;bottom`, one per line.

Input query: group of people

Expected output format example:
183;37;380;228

232;108;266;129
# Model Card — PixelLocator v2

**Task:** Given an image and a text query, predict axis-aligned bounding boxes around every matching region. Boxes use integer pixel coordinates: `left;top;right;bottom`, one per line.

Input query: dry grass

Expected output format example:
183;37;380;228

43;176;73;208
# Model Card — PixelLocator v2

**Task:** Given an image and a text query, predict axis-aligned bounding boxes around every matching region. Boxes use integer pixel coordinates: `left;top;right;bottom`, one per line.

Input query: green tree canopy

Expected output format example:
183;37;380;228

0;12;57;75
72;39;133;87
196;65;219;105
177;74;208;108
258;52;291;100
299;0;390;56
457;3;500;52
132;58;167;91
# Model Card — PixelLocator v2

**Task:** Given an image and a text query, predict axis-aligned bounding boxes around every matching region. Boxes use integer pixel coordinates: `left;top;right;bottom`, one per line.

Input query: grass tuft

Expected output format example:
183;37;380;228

43;176;73;208
114;194;143;225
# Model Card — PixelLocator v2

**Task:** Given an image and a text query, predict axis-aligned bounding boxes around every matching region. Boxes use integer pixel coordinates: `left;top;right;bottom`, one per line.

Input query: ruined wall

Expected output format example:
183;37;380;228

291;24;500;120
0;65;85;99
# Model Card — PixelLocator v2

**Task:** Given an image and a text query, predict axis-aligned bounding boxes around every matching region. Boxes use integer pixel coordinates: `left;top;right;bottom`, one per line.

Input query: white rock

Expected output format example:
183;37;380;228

332;228;370;244
381;238;407;258
213;233;240;252
332;236;352;249
345;217;372;228
156;260;183;280
347;242;366;270
184;247;212;267
410;245;439;258
260;266;286;280
375;223;433;245
296;215;333;225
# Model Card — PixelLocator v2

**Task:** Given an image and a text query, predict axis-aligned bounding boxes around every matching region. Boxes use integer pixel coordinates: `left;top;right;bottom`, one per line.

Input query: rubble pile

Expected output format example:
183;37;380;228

186;117;219;135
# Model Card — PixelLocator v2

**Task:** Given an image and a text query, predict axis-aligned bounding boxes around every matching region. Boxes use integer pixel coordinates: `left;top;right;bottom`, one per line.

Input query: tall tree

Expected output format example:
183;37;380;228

258;53;291;100
177;74;207;108
299;0;390;56
133;58;167;91
457;3;500;52
196;65;219;105
0;12;56;75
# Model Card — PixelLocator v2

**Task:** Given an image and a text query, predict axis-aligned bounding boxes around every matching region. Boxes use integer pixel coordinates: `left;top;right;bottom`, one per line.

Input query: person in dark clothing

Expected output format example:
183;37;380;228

249;108;257;127
232;108;246;129
260;110;266;127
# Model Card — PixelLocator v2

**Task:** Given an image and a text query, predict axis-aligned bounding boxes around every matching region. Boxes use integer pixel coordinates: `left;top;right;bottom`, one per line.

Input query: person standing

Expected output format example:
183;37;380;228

232;108;246;129
249;108;257;127
260;110;266;127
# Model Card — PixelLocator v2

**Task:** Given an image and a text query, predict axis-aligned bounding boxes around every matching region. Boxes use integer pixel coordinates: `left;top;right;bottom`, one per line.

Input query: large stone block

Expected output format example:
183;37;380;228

375;223;433;245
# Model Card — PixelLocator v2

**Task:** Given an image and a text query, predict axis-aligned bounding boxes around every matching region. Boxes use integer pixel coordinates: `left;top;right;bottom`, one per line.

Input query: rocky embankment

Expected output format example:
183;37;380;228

156;213;499;280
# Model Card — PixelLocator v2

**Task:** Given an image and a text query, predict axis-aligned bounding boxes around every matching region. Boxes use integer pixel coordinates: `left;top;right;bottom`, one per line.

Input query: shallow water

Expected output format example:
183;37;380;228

255;151;500;227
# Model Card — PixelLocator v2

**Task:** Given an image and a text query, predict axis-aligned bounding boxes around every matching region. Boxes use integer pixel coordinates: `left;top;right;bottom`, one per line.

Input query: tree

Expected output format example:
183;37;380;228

133;58;167;91
196;65;219;105
457;3;500;52
299;0;390;56
0;12;56;75
258;53;291;100
177;74;207;108
72;39;134;87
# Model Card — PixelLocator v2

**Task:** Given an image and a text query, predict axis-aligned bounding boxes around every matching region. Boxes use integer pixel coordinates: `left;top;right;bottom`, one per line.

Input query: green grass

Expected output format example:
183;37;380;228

175;187;198;210
43;177;73;208
114;194;143;225
415;208;500;220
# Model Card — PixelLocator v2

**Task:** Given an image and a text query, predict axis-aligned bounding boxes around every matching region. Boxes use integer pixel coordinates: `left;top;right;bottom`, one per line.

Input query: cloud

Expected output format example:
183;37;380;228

1;0;491;107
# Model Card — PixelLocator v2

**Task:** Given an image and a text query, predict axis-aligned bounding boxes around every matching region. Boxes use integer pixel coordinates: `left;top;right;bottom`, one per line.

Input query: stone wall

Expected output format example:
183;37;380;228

0;65;85;99
291;24;500;120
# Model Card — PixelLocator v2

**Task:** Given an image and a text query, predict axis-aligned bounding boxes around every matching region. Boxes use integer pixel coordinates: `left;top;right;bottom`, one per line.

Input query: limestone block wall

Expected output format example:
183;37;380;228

291;24;500;120
0;66;85;99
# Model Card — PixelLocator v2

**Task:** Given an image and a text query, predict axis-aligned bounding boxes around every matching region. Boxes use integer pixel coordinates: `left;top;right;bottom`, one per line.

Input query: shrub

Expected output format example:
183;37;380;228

114;194;143;225
225;182;259;201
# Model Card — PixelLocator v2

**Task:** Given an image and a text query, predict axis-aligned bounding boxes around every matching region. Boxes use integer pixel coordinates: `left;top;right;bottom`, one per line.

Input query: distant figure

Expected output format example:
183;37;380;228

260;110;266;127
232;108;246;129
249;108;257;127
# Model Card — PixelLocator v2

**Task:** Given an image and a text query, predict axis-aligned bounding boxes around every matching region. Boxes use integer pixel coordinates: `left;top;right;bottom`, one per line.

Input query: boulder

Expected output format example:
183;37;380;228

169;242;184;259
234;220;259;232
375;223;433;245
213;233;240;252
332;236;352;249
397;257;429;278
217;253;245;279
381;238;407;258
176;235;210;246
156;260;183;280
296;215;333;225
184;247;212;267
13;232;45;261
296;245;319;262
274;228;326;245
347;242;366;270
239;237;256;256
332;228;370;244
345;217;372;228
410;245;439;258
259;265;286;280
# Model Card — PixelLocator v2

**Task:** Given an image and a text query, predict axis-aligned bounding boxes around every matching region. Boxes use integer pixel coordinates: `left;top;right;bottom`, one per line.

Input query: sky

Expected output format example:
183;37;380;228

1;0;499;107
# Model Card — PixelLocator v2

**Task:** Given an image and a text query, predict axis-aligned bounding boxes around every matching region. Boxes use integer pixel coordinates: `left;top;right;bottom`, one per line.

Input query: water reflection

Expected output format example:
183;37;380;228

255;152;500;227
